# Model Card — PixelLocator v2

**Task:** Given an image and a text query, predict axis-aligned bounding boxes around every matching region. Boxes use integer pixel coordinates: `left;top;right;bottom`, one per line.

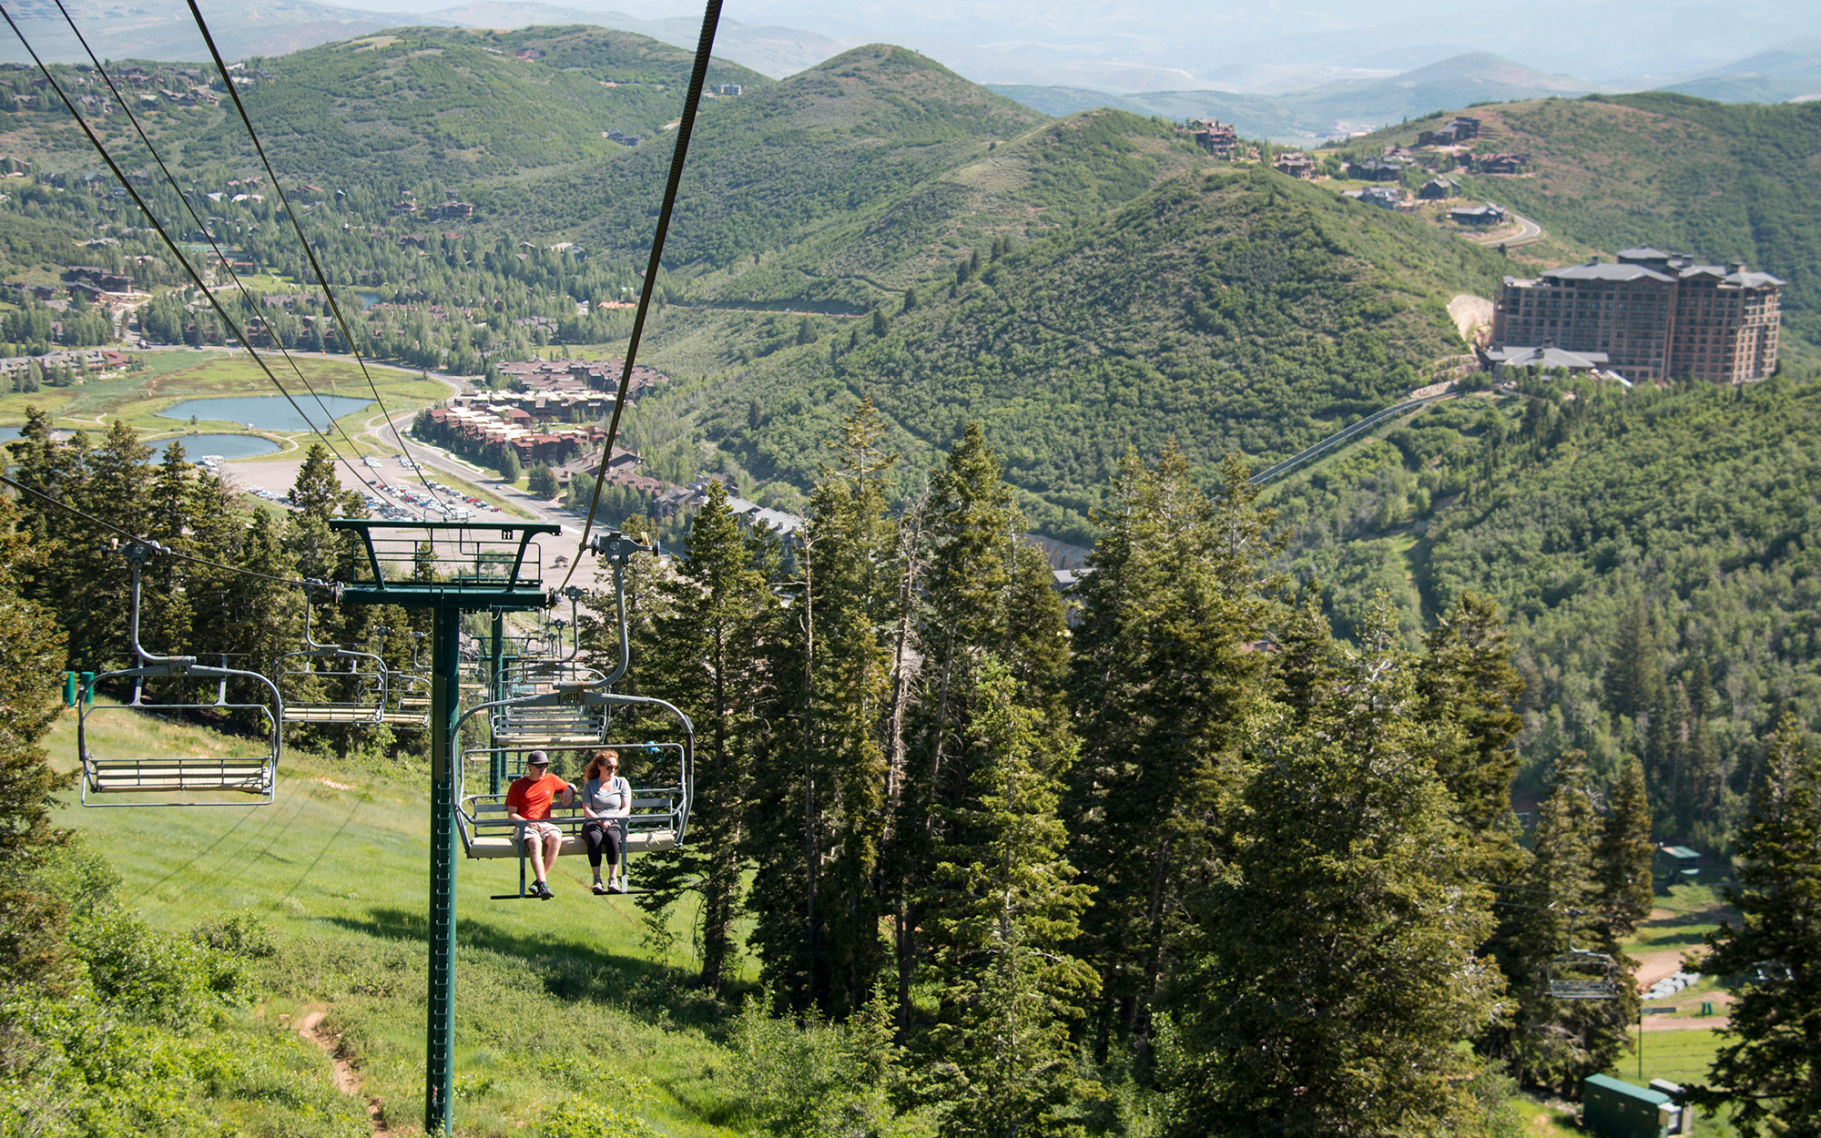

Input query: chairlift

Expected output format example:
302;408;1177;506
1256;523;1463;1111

490;587;603;743
1546;911;1621;1000
78;542;283;806
276;601;421;725
451;534;693;897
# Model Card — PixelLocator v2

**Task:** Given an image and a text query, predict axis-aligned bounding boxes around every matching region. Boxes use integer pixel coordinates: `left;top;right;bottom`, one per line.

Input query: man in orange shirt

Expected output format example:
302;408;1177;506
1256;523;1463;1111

505;750;574;899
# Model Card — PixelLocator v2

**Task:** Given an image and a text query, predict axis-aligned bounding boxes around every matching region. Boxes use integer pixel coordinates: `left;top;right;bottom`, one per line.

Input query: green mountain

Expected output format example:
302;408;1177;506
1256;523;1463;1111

670;164;1504;539
1268;371;1821;848
179;25;769;183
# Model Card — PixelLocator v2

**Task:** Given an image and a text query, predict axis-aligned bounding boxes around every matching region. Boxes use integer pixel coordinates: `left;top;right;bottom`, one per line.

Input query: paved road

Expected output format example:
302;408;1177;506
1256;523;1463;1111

1464;209;1545;249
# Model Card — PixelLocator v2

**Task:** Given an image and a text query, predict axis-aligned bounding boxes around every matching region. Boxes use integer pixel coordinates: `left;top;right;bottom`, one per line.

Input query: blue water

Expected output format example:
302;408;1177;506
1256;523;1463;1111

158;395;372;432
355;289;381;310
148;434;280;461
0;427;20;443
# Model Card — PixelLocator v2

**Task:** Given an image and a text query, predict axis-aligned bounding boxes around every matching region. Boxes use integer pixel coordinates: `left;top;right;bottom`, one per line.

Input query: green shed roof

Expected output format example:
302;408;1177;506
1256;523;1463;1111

1586;1074;1671;1105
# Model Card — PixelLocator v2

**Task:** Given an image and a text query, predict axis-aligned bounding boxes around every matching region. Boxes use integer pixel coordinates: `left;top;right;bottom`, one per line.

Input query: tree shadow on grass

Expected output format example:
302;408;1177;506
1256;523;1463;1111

320;906;736;1037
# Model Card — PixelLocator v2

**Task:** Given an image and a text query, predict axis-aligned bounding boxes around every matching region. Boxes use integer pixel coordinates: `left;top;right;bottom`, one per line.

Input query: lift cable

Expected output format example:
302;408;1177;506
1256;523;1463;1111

556;0;724;593
0;6;390;506
185;0;442;506
46;0;382;481
0;470;316;590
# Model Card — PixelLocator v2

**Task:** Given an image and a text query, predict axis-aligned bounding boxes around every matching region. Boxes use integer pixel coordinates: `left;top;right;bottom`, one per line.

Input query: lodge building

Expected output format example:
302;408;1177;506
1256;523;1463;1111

1491;248;1782;384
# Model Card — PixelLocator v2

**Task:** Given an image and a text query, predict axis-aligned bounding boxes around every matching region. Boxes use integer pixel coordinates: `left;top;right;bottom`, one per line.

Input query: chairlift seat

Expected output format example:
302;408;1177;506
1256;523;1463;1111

456;794;682;858
87;757;274;795
79;664;282;807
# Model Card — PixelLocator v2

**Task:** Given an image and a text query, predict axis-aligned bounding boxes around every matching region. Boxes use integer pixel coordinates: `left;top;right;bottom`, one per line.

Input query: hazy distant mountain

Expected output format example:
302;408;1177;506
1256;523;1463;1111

0;0;454;64
1661;41;1821;103
992;53;1604;143
428;3;848;77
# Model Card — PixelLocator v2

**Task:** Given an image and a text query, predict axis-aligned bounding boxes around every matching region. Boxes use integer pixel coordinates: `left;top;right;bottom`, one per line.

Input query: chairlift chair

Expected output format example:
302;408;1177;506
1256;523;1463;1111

78;542;283;806
1546;910;1621;1000
370;625;433;727
275;601;412;725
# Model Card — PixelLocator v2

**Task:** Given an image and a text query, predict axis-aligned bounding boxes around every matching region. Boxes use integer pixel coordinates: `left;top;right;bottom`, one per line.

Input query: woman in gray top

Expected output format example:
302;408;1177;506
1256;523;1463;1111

580;749;631;893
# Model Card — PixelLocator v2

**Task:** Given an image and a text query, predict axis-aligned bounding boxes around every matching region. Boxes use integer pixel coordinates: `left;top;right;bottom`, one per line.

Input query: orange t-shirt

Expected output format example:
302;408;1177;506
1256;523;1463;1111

506;771;568;820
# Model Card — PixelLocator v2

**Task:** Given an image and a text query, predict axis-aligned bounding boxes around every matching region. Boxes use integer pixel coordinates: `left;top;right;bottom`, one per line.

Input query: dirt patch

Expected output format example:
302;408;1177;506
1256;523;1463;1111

1447;294;1493;344
292;1009;391;1135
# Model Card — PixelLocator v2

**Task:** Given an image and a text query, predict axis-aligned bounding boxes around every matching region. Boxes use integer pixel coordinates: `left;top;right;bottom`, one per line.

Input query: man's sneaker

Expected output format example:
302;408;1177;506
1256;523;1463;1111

536;881;554;900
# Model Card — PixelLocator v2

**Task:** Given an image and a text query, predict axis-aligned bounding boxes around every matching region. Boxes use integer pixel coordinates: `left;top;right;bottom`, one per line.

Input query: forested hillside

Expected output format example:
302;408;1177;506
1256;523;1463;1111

688;166;1503;539
1271;374;1821;854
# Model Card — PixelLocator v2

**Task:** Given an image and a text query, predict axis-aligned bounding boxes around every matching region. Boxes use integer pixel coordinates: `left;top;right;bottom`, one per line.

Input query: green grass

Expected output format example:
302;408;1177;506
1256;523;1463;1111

1;349;448;446
46;699;745;1138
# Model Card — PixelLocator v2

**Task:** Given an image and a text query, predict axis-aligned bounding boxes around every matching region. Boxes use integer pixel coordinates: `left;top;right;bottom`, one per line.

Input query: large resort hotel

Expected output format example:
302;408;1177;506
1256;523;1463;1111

1490;248;1782;384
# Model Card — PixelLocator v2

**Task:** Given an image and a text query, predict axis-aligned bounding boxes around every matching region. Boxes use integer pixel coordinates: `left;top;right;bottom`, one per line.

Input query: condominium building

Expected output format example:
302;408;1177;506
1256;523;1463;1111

1491;248;1782;383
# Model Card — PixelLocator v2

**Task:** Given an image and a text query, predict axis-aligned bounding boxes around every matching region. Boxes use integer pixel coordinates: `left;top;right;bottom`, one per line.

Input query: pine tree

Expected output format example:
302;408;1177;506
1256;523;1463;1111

1067;447;1280;1062
747;400;897;1017
891;424;1071;1026
1690;714;1821;1135
1484;749;1635;1093
0;491;72;992
1166;603;1500;1137
918;658;1097;1138
1596;753;1656;940
635;481;776;991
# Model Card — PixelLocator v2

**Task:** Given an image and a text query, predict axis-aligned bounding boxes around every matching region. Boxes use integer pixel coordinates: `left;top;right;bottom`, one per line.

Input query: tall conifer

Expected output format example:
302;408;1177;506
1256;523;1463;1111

918;658;1097;1137
747;400;896;1016
1067;447;1279;1061
1167;603;1499;1136
636;481;776;991
1691;714;1821;1133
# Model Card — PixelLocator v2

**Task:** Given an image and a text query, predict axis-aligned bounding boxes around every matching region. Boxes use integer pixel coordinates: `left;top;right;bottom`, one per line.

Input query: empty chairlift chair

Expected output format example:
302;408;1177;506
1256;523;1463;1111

276;602;421;726
1547;914;1621;1000
78;542;283;806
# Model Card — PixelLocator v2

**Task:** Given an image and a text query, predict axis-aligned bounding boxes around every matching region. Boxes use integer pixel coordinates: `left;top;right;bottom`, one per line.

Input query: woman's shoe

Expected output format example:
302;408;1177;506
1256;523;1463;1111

593;881;608;895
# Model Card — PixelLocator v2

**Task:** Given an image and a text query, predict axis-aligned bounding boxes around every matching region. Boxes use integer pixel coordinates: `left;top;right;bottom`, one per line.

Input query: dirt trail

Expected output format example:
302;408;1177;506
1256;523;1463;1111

292;1009;391;1135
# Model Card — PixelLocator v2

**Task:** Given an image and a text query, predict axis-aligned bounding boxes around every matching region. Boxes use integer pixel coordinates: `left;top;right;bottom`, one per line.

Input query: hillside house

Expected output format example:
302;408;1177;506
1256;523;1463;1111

1450;203;1508;226
1347;156;1411;182
1418;177;1460;199
1185;118;1238;158
1272;151;1316;179
1343;185;1405;210
1418;115;1481;147
712;83;743;96
1474;152;1528;174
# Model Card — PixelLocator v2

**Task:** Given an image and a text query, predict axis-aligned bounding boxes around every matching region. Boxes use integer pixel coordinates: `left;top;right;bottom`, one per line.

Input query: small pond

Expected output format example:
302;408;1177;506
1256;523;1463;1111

355;289;382;310
158;395;372;432
148;434;281;462
0;427;20;444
